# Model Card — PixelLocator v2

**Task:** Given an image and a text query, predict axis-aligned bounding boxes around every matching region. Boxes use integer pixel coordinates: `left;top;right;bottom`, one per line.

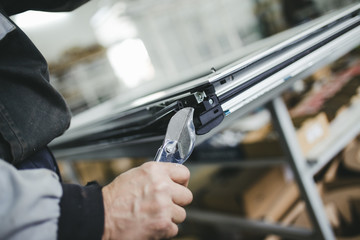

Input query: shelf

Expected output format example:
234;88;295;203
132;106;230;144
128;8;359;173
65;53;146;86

186;209;313;240
188;157;286;168
306;102;360;175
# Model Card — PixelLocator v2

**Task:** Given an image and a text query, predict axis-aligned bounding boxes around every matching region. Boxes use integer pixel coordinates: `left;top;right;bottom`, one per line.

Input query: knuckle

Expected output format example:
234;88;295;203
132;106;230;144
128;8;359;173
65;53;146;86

168;223;179;238
151;195;171;212
141;162;164;178
142;161;156;172
151;201;163;212
178;207;187;222
178;187;193;206
153;181;170;193
151;218;177;238
139;162;158;179
154;218;171;231
183;167;191;180
181;164;189;173
186;188;193;203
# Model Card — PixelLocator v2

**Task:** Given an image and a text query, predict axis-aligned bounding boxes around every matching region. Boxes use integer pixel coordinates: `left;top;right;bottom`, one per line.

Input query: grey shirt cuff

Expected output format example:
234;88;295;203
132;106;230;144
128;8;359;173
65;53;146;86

0;159;62;240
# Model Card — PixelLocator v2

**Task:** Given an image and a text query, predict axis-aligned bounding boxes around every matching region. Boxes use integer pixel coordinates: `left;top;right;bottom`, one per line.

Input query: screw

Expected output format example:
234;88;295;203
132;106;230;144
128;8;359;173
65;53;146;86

165;146;172;153
209;98;214;105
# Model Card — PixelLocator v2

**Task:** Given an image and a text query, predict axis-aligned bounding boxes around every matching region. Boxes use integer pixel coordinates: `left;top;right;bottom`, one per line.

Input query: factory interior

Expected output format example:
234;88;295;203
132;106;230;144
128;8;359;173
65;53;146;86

11;0;360;239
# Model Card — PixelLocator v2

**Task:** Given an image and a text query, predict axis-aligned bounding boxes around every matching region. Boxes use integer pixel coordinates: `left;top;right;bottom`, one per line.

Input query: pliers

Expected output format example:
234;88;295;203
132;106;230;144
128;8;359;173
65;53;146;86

154;107;196;164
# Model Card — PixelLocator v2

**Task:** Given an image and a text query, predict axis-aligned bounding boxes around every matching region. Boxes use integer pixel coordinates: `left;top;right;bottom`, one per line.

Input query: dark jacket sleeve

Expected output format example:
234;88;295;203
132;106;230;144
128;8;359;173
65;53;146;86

0;9;71;164
0;0;90;16
58;182;105;240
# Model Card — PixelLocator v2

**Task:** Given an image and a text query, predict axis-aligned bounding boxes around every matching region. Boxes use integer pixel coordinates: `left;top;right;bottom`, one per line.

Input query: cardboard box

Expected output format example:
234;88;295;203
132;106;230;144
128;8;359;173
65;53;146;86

197;168;267;215
295;112;329;155
243;167;289;219
240;124;283;158
289;63;360;118
197;166;298;220
241;112;330;157
279;184;360;238
280;201;307;226
264;182;300;223
279;201;339;231
320;76;360;121
240;139;283;158
323;157;341;183
323;186;360;226
312;66;333;82
343;139;360;172
324;186;360;237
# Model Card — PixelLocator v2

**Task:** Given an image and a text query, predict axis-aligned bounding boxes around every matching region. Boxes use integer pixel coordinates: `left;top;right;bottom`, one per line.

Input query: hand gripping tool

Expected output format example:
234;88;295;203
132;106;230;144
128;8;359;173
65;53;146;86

154;107;196;164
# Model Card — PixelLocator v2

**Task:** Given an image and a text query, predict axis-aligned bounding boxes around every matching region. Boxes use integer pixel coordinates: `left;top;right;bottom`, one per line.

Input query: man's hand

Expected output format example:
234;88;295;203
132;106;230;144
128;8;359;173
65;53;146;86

101;162;193;240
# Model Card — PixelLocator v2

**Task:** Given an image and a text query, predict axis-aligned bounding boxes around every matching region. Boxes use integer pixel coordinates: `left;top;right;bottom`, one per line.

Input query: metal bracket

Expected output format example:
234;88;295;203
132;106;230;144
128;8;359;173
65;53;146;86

178;86;224;135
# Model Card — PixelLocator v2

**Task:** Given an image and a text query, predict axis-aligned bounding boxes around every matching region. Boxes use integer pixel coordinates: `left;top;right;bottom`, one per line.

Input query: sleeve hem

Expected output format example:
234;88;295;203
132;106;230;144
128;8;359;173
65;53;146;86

58;182;104;240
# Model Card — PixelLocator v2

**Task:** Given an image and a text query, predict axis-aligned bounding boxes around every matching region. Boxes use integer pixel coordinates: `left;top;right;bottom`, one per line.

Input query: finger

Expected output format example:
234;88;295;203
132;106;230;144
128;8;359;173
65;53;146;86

163;163;191;186
170;182;193;206
160;221;178;240
171;204;186;224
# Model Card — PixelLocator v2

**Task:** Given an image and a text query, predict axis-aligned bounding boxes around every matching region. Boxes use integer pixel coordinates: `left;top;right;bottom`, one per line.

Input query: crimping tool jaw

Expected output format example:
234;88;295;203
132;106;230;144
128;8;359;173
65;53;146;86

154;107;195;164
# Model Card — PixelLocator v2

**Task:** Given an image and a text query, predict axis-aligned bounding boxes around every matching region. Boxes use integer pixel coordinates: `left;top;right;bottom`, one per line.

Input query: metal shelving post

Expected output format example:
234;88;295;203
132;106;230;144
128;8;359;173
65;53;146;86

267;97;335;240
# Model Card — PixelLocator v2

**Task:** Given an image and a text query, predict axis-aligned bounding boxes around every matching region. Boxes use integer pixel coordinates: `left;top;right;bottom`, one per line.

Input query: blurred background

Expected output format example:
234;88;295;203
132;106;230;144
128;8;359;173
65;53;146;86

12;0;356;115
12;0;360;239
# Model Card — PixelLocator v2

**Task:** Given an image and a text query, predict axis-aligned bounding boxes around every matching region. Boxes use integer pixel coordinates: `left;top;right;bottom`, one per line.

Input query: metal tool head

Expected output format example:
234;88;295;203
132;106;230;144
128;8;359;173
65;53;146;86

154;107;196;164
